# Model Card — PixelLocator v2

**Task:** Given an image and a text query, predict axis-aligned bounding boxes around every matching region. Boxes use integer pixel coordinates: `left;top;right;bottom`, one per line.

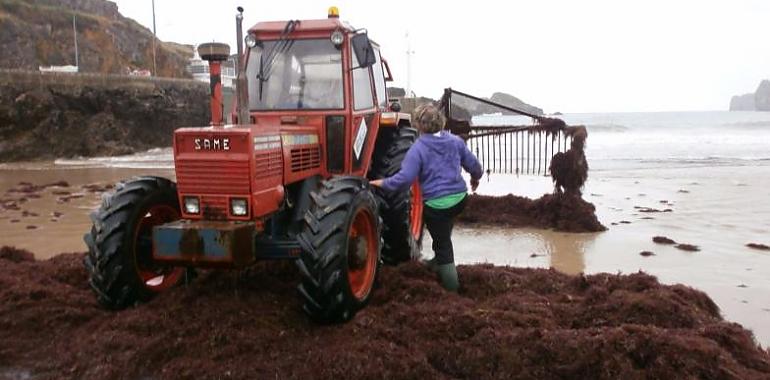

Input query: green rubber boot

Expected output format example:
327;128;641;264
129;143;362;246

437;263;459;292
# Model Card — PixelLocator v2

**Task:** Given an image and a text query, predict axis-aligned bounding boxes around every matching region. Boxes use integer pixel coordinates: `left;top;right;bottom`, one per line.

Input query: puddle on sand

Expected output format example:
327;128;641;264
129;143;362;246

0;166;173;258
427;227;597;276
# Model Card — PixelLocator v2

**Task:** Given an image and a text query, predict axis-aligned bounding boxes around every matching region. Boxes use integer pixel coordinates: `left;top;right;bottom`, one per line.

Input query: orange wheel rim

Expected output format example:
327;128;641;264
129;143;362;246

133;204;184;292
347;207;377;301
409;182;423;241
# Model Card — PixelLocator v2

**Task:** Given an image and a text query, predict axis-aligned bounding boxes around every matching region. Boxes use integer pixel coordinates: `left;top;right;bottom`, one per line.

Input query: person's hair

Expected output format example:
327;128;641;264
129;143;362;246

413;103;445;134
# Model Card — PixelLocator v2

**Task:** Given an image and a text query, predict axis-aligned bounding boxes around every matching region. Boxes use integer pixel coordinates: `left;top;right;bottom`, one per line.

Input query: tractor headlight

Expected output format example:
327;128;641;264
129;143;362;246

245;33;257;48
230;198;248;216
183;196;200;214
330;30;344;47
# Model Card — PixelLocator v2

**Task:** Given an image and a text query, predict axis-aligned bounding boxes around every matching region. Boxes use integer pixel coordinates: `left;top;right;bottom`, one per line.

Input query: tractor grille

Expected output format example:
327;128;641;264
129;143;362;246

255;150;283;178
176;159;251;194
200;195;229;220
290;146;321;173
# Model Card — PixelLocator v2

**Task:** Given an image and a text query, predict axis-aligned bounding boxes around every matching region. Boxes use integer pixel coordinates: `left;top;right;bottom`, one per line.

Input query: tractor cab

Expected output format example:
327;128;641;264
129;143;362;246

246;22;349;111
244;9;386;112
240;12;398;178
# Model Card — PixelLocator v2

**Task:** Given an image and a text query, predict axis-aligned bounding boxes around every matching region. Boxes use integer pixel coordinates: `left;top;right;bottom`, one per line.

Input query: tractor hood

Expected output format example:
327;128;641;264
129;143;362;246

172;124;322;221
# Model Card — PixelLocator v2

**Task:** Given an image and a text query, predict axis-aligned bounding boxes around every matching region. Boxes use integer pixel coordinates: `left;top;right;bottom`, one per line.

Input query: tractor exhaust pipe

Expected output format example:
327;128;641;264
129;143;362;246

198;42;230;127
235;6;250;125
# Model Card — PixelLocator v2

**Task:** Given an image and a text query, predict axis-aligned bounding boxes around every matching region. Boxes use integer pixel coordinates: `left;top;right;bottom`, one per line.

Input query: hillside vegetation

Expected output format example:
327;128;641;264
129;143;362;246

0;0;192;77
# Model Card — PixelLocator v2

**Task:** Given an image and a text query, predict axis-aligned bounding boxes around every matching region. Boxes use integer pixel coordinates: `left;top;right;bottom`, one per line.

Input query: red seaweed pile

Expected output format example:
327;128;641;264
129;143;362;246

459;193;606;232
549;126;588;196
455;123;604;233
2;247;768;379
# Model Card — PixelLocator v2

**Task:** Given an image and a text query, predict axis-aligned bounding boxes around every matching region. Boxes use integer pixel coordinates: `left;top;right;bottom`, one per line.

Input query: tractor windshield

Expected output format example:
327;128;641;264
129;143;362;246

247;38;344;110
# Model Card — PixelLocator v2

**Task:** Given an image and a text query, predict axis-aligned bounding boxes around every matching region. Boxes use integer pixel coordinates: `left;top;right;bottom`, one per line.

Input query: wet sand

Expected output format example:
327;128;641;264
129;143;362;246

1;161;769;347
0;165;173;257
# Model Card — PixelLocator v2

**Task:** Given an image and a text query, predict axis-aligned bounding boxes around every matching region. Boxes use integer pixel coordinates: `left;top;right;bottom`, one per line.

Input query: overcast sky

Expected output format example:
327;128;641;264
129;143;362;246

112;0;770;113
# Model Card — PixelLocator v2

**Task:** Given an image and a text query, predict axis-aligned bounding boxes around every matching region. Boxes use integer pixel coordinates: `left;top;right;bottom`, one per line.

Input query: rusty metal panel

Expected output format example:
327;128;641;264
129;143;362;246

152;220;255;268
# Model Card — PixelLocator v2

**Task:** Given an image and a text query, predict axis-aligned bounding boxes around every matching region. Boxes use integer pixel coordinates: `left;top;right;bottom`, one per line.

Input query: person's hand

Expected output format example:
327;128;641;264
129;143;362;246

370;179;384;187
470;178;480;192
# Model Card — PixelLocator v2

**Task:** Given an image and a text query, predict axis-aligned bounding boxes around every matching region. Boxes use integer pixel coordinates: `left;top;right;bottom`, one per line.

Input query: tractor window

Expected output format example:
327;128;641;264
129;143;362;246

351;45;375;111
371;47;387;109
246;39;344;110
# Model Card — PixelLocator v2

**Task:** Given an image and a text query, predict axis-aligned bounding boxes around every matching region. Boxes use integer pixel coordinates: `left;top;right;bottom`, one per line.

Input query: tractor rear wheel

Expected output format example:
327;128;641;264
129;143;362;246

296;176;382;323
83;176;186;309
368;126;423;264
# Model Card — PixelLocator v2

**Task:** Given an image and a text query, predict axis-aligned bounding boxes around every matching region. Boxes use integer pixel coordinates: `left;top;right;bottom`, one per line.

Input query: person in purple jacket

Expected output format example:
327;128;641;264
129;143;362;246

371;103;483;291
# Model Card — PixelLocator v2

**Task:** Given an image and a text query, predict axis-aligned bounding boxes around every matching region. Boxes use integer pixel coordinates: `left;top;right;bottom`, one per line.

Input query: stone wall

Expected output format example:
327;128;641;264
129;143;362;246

0;70;209;161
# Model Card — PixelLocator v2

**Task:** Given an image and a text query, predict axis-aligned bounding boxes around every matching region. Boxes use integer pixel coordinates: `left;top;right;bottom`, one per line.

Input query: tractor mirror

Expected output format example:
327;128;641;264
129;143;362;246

351;33;376;68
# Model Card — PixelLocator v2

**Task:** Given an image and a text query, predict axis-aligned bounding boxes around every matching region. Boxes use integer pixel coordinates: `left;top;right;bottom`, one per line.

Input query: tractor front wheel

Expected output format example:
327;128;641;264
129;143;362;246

368;126;423;265
296;176;382;323
83;176;186;309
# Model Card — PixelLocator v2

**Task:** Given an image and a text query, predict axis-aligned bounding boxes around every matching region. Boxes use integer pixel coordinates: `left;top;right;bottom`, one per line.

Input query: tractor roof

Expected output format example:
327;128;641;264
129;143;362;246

249;18;356;37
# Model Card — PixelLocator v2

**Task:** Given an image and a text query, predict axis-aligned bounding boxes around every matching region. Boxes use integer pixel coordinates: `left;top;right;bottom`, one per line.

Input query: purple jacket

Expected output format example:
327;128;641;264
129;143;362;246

382;131;483;200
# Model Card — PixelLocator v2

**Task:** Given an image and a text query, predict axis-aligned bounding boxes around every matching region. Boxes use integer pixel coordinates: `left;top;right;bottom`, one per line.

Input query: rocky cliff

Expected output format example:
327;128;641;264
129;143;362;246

730;93;755;111
755;80;770;111
0;0;193;77
730;79;770;111
0;70;209;161
489;92;544;115
450;91;543;118
388;87;543;118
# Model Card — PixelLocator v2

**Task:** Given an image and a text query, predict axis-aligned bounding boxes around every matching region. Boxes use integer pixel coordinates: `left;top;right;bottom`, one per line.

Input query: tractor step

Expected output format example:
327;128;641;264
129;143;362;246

153;220;255;268
253;236;302;260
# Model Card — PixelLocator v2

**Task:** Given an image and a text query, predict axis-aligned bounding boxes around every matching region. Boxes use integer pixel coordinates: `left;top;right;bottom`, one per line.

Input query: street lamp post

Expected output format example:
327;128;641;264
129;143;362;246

151;0;157;76
73;12;79;70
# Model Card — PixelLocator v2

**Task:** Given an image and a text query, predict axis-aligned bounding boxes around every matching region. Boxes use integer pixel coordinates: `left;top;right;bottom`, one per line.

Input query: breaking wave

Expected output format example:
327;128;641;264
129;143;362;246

719;120;770;130
54;147;174;169
584;124;629;133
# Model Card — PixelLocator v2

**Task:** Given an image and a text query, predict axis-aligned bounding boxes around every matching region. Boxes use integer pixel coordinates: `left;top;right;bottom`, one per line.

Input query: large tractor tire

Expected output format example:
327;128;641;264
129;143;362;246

368;126;424;265
296;176;382;323
83;176;186;309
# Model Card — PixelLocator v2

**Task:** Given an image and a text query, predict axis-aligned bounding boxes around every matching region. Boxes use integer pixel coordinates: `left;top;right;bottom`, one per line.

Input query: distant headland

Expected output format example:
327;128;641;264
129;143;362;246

730;80;770;111
387;87;543;116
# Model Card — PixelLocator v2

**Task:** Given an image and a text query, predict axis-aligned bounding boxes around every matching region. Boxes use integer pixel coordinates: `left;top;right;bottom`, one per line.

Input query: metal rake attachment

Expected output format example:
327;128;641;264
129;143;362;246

439;88;585;176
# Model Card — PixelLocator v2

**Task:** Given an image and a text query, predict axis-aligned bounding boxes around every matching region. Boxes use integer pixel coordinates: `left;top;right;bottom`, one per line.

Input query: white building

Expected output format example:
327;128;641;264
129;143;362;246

186;48;236;88
39;65;79;73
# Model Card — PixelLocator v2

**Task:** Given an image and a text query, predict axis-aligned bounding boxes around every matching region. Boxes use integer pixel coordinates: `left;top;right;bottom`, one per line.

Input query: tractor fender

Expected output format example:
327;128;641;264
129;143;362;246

380;111;411;128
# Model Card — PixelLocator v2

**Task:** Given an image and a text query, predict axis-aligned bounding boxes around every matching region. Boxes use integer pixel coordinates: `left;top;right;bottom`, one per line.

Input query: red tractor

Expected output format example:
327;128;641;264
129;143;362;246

84;7;423;322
